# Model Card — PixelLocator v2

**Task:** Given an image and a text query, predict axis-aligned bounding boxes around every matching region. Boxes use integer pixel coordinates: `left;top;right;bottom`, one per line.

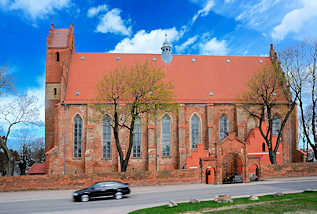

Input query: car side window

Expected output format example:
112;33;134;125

93;183;104;189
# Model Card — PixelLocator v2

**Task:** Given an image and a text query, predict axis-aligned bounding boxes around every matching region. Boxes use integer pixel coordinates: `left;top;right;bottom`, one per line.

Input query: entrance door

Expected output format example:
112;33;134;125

206;168;215;184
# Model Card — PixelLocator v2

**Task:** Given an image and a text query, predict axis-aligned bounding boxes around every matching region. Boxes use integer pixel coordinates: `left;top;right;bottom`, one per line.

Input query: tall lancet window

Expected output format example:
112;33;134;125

103;115;112;159
191;114;200;149
133;117;141;158
73;114;82;158
272;115;281;135
161;114;171;156
219;114;229;141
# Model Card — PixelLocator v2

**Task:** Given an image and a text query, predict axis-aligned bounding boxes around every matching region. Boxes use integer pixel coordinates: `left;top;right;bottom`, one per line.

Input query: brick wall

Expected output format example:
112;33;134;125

0;169;200;192
47;101;301;176
261;162;317;179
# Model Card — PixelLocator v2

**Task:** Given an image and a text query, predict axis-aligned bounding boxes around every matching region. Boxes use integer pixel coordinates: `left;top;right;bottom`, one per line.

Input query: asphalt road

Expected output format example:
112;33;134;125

0;176;316;214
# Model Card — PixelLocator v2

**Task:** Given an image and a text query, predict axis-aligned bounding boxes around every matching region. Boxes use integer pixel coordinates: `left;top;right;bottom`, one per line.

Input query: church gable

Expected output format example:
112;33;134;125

219;132;246;156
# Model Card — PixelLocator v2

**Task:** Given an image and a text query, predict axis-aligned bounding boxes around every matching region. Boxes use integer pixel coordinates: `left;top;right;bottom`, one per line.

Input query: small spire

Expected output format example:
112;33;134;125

161;33;173;63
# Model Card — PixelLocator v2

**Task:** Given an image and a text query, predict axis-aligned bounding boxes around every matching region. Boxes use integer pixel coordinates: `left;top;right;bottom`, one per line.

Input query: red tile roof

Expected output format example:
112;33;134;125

64;53;270;104
26;162;47;175
47;29;69;48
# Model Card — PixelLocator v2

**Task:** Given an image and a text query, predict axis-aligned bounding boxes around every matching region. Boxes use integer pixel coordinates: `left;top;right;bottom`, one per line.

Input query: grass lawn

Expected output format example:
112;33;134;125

129;191;317;214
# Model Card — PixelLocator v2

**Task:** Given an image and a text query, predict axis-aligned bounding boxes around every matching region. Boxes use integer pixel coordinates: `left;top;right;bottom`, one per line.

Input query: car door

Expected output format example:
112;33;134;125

91;183;104;198
101;183;115;197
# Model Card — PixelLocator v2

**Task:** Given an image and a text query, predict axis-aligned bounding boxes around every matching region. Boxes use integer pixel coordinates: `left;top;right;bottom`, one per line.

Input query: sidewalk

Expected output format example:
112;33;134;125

263;176;317;182
0;176;316;203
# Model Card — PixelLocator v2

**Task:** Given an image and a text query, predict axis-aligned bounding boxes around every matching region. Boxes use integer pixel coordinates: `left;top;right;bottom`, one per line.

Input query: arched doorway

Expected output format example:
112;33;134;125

249;164;260;181
222;153;243;184
206;168;215;184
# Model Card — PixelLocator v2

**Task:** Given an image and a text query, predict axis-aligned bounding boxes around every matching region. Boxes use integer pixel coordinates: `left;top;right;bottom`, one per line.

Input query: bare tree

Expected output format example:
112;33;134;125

280;41;317;160
0;65;14;95
0;95;40;176
31;138;45;163
14;131;44;175
94;62;175;172
240;49;299;164
0;149;18;176
18;143;34;175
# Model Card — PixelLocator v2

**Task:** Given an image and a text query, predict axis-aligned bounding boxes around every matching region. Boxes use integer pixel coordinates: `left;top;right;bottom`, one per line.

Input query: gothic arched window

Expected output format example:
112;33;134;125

262;142;266;152
161;114;171;156
103;115;112;159
272;115;281;135
247;117;257;136
133;117;141;158
73;114;82;158
56;52;60;62
191;114;200;149
219;114;229;141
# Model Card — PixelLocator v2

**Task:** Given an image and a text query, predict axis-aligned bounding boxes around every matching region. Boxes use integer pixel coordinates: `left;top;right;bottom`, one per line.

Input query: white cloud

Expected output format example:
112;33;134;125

235;0;283;28
96;8;131;36
26;74;45;123
0;73;45;125
5;0;71;19
175;36;198;53
211;0;316;41
272;0;317;40
192;0;214;24
87;4;108;18
199;37;228;55
110;28;180;54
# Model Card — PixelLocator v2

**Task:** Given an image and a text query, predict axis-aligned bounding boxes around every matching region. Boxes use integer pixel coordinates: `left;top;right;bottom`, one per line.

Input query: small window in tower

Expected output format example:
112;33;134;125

54;88;57;96
262;142;266;152
56;52;60;62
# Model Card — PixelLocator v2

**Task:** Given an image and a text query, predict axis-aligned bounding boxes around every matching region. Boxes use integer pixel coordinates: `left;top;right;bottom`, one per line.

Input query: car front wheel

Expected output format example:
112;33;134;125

81;194;89;202
115;192;122;200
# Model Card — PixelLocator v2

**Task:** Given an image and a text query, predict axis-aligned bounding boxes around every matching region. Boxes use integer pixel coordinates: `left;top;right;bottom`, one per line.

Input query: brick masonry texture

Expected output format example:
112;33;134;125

0;169;200;191
1;163;317;191
261;162;317;178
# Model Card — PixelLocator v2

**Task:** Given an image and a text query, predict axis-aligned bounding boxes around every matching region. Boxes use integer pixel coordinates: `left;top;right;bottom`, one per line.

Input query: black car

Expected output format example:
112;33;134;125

73;181;130;202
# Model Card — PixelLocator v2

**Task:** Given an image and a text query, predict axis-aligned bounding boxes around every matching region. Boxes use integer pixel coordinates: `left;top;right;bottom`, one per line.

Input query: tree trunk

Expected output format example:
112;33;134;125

268;149;277;164
121;159;128;172
121;120;135;172
312;145;317;161
19;160;26;175
121;104;137;173
1;142;13;176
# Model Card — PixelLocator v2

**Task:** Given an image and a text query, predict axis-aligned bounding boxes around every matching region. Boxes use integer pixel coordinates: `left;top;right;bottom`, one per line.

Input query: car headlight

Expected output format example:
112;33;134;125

73;192;78;196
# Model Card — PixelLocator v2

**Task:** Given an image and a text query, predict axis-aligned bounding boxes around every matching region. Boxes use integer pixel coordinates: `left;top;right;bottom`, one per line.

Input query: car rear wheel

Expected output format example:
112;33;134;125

115;192;123;200
81;194;89;202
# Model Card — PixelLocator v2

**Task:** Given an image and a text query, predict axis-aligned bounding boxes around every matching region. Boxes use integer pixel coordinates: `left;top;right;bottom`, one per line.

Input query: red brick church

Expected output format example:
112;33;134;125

45;24;303;184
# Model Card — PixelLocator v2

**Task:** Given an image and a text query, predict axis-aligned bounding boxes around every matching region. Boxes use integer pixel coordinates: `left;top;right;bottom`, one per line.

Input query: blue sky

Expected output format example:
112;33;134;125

1;0;317;149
